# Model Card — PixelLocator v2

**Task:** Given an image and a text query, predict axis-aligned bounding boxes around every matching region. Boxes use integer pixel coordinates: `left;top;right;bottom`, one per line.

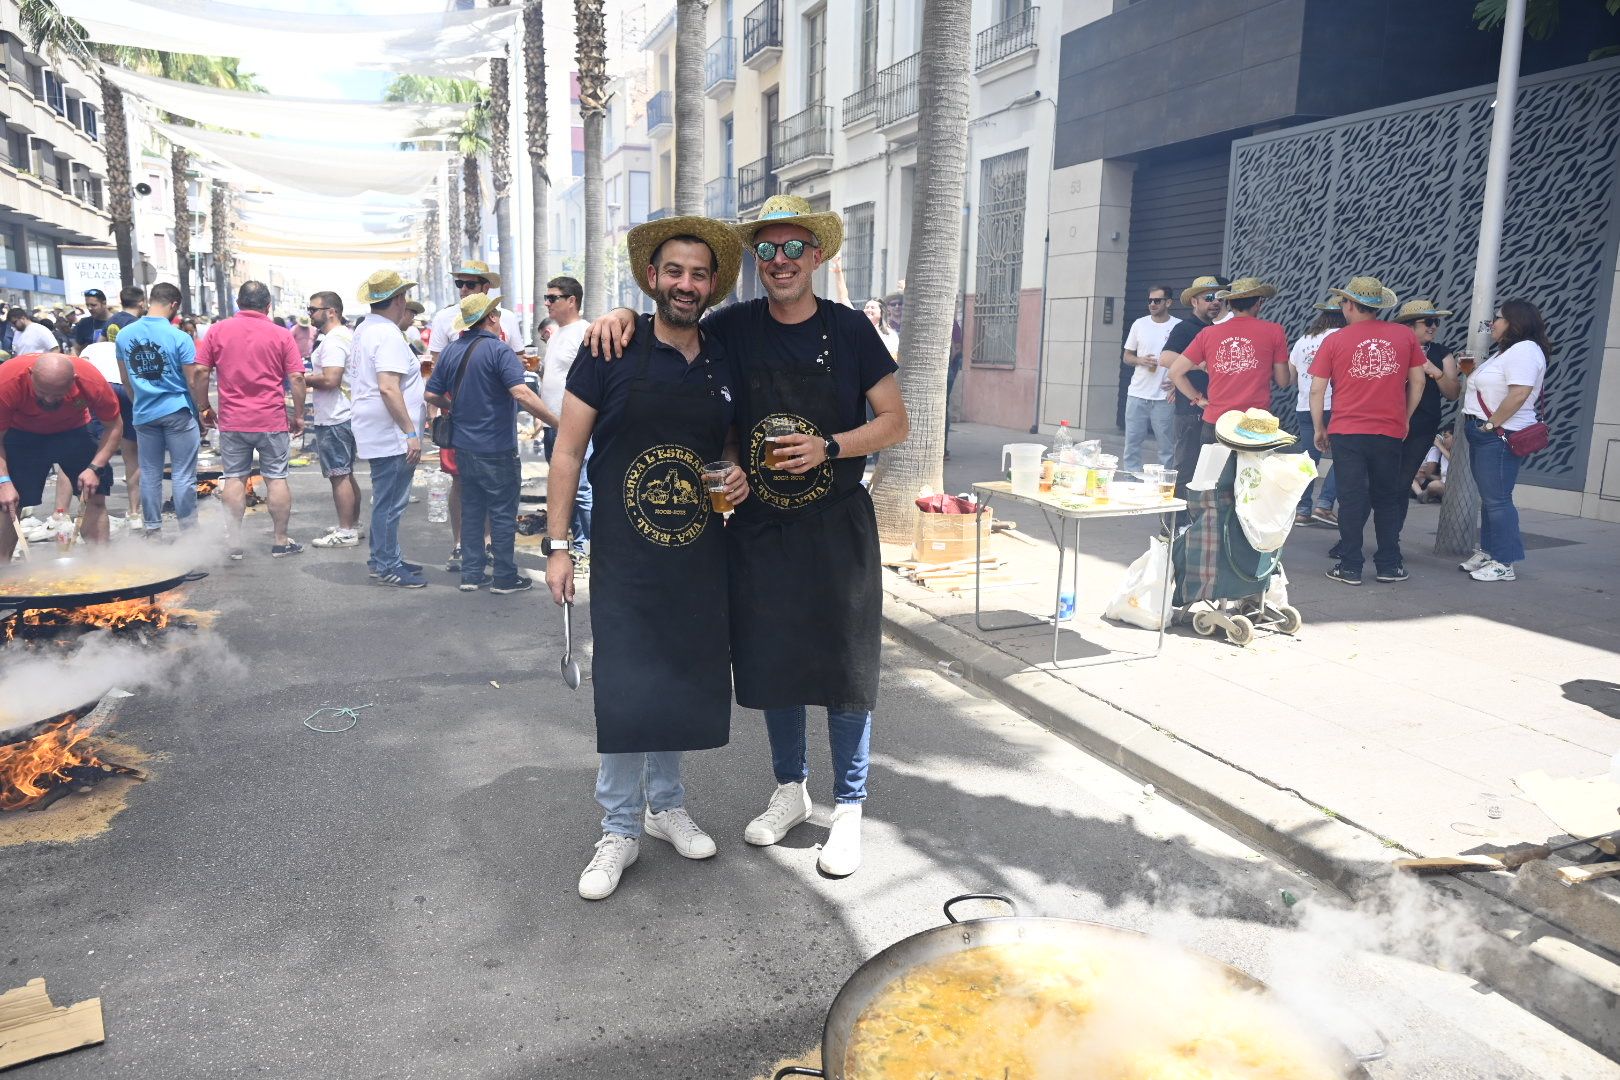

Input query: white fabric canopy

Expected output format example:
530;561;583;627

58;0;517;78
156;122;451;199
235;212;417;241
107;67;468;143
235;228;419;254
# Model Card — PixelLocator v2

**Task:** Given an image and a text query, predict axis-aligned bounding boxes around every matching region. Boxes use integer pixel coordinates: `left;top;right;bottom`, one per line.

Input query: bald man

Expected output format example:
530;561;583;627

0;352;123;554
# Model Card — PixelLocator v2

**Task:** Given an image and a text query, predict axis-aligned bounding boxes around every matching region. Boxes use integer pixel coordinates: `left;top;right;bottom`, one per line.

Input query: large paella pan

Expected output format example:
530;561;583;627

0;556;207;611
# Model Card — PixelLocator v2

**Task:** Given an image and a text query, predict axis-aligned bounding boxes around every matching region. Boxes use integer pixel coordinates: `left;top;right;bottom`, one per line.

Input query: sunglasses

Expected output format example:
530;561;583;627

1420;317;1440;328
754;239;817;261
543;294;565;304
1148;297;1170;304
1200;293;1219;303
454;279;485;290
307;306;330;314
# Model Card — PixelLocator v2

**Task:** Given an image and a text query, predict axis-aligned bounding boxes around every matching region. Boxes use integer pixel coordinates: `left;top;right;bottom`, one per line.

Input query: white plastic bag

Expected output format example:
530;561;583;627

1104;537;1173;630
1234;452;1316;552
1264;564;1289;608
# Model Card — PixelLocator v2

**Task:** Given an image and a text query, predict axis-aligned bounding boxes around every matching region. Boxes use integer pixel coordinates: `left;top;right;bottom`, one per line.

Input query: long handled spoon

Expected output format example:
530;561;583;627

560;600;581;690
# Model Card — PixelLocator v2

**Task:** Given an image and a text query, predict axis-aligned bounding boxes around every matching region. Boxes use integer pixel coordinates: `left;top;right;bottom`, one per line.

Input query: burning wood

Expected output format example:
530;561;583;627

2;599;177;643
195;478;219;498
0;711;144;812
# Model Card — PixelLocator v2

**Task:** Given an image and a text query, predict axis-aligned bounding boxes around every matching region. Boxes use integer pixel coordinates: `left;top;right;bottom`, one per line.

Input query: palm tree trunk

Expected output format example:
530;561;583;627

210;179;231;316
100;76;137;289
489;0;516;305
673;0;706;214
171;146;192;313
524;0;550;322
447;157;464;273
869;0;972;544
575;0;609;315
463;154;483;258
424;200;442;311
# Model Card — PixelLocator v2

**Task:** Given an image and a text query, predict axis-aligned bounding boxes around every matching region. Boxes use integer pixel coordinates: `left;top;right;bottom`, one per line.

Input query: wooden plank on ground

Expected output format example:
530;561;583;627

0;978;105;1069
1558;862;1620;887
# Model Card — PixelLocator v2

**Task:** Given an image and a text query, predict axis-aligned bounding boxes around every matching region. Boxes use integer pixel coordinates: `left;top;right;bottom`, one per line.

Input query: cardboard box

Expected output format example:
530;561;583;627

911;511;992;564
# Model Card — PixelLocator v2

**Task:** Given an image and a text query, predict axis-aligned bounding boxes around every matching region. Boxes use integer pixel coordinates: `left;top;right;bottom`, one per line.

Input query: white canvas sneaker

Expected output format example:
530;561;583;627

1459;549;1492;573
578;833;639;900
744;781;813;846
312;529;360;548
1470;560;1516;582
818;803;863;878
643;807;717;859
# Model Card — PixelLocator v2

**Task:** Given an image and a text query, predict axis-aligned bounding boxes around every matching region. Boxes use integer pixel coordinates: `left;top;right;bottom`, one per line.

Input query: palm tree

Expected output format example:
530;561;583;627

210;179;232;315
385;75;490;267
575;0;609;315
446;157;464;270
172;147;192;312
673;0;706;213
523;0;550;326
488;0;515;301
423;199;442;309
868;0;972;543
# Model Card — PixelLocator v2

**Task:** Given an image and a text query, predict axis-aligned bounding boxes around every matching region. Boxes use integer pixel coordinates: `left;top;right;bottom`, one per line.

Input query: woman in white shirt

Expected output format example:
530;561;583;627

1459;299;1550;582
1288;302;1344;526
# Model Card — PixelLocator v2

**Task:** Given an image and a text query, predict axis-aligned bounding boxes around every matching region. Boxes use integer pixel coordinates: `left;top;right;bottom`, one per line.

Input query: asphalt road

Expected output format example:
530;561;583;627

2;465;1615;1078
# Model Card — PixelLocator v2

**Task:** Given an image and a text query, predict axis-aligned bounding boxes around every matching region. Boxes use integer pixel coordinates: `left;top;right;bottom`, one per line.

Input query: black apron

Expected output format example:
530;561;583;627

728;300;882;712
587;347;731;754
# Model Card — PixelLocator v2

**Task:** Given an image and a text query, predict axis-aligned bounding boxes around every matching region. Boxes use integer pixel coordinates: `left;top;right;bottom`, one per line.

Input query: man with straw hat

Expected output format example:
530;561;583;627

1168;276;1291;444
1309;276;1428;586
426;293;556;594
350;269;428;588
582;193;908;879
1158;275;1228;515
1390;298;1461;534
546;214;749;901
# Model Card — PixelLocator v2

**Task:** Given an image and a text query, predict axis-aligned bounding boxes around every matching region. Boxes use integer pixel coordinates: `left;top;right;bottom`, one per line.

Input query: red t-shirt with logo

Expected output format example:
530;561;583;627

0;354;121;435
1180;316;1290;423
1309;320;1425;439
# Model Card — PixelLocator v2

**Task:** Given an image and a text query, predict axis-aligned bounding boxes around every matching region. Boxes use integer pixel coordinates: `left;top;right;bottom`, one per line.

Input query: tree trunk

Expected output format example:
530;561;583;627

447;157;464;272
210;180;231;316
575;0;610;316
463;154;483;257
524;0;551;327
1434;385;1482;556
489;0;516;305
424;200;442;313
673;0;707;214
100;77;136;289
868;0;972;544
171;146;192;313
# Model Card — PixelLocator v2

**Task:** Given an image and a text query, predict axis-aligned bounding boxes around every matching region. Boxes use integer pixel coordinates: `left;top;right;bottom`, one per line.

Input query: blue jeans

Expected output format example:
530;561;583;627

1292;410;1339;513
543;427;592;553
1123;396;1175;471
366;453;416;575
765;706;872;804
136;408;200;531
1466;417;1525;564
455;448;521;584
596;752;684;837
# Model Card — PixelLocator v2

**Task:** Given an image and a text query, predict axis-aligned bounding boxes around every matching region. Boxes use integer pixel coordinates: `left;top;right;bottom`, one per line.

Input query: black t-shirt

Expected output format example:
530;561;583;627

110;312;138;330
73;316;112;348
1412;340;1450;429
1162;317;1211;416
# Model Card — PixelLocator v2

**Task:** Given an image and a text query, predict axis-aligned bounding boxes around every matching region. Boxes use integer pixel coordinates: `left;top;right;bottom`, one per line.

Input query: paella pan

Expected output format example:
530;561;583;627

0;556;207;611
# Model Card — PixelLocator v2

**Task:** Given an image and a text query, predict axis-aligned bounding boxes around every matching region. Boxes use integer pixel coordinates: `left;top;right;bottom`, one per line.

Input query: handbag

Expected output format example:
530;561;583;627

1476;389;1548;458
428;340;474;446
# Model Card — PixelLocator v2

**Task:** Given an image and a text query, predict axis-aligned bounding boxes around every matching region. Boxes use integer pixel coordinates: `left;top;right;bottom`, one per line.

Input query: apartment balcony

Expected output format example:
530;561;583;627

772;106;832;183
975;6;1039;77
742;0;782;71
704;176;736;220
704;37;736;98
737;156;778;216
877;52;920;139
842;83;878;129
646;90;673;136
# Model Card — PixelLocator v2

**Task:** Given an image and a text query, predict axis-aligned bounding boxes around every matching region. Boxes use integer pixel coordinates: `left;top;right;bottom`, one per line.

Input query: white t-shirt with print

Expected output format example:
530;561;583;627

540;318;588;422
1124;315;1182;400
349;314;424;459
1462;340;1546;430
429;305;522;354
310;326;354;427
1289;328;1338;412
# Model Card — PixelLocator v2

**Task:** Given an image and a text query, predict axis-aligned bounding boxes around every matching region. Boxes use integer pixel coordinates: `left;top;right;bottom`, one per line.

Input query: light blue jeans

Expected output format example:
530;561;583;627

1123;396;1176;472
765;706;872;804
1466;416;1525;564
136;407;200;531
365;453;416;576
597;752;685;837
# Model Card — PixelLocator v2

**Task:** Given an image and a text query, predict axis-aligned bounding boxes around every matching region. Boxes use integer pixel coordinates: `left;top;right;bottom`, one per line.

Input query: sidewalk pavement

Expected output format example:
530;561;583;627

890;422;1620;880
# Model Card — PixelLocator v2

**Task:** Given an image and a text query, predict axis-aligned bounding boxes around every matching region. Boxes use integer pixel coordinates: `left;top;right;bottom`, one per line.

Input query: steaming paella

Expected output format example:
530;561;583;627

0;564;181;599
844;940;1340;1080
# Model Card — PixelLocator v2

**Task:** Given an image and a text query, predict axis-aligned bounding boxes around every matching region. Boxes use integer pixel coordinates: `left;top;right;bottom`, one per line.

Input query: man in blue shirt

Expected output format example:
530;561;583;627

115;282;200;536
425;294;556;593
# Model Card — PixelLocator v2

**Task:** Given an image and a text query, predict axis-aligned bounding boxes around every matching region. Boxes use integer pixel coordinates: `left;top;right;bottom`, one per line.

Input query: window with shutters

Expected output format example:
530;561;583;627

842;202;875;305
971;149;1027;368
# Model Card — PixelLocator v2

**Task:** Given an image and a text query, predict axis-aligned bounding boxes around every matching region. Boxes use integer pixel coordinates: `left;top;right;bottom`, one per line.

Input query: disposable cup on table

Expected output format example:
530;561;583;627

1091;469;1115;506
1158;469;1178;501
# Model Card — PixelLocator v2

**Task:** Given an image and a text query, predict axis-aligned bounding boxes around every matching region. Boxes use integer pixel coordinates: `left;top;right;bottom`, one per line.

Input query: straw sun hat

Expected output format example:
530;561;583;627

451;259;501;288
1179;275;1231;306
1215;277;1279;302
1214;408;1296;451
733;194;844;261
626;215;743;302
1328;275;1399;310
452;293;501;332
1393;298;1454;323
356;270;416;305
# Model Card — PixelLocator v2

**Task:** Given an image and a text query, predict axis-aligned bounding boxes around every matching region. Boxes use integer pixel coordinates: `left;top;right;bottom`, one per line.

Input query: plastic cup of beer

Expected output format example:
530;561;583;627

703;461;734;513
1456;352;1476;375
1091;469;1115;505
1158;469;1178;500
765;418;798;467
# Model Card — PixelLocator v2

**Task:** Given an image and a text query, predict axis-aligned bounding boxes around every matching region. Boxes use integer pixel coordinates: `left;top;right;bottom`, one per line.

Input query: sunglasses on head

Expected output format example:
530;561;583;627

543;294;565;304
754;239;816;261
454;279;485;290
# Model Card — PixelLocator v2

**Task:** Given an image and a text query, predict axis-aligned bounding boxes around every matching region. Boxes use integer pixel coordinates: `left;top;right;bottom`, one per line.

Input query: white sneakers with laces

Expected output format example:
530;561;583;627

744;781;813;846
643;807;717;859
578;833;639;900
312;528;360;548
1459;549;1492;573
817;803;863;878
1469;560;1516;582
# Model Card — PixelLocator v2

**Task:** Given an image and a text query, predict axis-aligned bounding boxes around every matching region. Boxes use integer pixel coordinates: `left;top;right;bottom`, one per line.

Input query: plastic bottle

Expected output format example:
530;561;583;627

427;469;451;523
1051;420;1075;457
1057;587;1075;621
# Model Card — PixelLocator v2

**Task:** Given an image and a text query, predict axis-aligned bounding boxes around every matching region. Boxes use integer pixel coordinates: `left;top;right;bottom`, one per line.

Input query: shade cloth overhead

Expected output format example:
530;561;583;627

156;122;451;199
235;212;417;240
234;228;420;255
107;67;468;143
57;0;517;78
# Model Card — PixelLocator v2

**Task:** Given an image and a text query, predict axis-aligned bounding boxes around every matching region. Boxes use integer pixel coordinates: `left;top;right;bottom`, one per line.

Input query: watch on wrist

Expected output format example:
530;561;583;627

542;538;572;555
823;436;841;461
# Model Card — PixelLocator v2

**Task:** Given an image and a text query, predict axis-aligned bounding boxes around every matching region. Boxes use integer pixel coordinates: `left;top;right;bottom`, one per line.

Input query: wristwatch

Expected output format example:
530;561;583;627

823;436;841;461
542;538;571;556
1482;421;1495;432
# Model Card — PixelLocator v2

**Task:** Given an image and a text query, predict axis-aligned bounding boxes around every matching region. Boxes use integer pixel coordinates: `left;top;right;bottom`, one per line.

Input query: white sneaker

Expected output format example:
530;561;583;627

1470;560;1516;582
643;807;717;859
818;803;863;878
312;529;360;548
744;781;813;846
578;833;639;900
1459;549;1492;573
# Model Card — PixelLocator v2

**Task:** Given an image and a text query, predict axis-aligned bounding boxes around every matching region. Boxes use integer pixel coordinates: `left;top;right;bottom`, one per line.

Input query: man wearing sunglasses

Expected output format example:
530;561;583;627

1121;285;1181;473
1157;275;1228;514
539;276;592;563
583;194;908;880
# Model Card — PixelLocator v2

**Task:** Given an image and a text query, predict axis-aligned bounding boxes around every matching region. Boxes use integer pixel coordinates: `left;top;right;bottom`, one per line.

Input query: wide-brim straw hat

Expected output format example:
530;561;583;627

626;215;743;303
1216;277;1279;302
1311;299;1340;311
1393;298;1454;323
453;293;500;332
1214;408;1296;450
1328;276;1398;310
357;270;416;305
1179;275;1231;307
405;300;426;316
733;194;844;261
451;260;501;288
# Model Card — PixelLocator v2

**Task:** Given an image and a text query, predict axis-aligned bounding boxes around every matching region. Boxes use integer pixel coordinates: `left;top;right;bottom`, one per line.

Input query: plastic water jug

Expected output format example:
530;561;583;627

427;468;451;523
1002;443;1045;496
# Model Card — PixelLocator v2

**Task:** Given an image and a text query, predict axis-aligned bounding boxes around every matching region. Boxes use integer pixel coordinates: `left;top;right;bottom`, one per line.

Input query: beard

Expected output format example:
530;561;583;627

654;285;705;328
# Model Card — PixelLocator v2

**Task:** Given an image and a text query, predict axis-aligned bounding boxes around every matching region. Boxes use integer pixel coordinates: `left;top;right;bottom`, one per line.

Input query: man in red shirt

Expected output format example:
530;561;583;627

189;281;307;559
1168;277;1291;442
0;352;123;555
1309;276;1427;586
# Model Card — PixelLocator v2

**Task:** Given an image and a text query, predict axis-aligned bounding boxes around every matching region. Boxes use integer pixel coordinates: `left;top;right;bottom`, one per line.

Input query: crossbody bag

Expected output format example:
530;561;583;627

428;340;475;446
1476;382;1548;458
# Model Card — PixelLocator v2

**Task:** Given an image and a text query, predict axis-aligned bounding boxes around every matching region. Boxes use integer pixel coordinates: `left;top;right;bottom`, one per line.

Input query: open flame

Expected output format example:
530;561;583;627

196;479;219;498
2;599;174;642
0;713;108;810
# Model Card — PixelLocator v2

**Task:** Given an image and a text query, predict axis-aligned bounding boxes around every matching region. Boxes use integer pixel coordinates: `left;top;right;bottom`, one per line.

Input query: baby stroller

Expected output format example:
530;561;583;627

1171;452;1303;646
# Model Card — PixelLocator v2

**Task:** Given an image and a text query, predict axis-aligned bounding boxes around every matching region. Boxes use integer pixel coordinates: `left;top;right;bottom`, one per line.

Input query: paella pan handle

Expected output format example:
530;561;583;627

181;571;210;583
1351;1026;1389;1064
942;892;1019;924
772;1068;825;1079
